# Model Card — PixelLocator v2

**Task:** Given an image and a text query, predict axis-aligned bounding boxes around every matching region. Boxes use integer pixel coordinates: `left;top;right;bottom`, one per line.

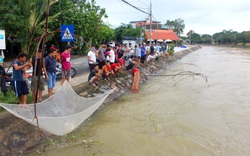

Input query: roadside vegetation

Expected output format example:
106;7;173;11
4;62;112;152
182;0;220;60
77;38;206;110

0;91;33;111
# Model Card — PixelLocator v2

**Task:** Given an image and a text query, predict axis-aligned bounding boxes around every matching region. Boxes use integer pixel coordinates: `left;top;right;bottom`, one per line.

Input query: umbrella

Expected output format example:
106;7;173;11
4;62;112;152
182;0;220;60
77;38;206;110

157;39;163;42
147;39;154;41
165;39;172;42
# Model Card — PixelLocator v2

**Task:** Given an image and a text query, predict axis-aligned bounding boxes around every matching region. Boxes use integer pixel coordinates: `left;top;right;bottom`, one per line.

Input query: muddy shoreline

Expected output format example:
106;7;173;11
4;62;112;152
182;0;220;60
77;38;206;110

0;46;201;156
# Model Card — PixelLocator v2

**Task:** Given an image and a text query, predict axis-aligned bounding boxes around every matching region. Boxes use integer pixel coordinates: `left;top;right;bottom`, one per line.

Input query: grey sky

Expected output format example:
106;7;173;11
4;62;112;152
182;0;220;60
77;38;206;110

94;0;250;35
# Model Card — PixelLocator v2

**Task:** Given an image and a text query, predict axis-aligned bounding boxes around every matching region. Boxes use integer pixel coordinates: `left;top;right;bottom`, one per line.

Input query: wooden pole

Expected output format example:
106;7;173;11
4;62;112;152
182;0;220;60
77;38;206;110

34;0;51;128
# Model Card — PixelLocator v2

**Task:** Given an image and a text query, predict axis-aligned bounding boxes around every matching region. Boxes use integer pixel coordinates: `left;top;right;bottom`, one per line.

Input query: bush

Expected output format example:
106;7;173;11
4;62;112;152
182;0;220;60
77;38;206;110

168;43;175;55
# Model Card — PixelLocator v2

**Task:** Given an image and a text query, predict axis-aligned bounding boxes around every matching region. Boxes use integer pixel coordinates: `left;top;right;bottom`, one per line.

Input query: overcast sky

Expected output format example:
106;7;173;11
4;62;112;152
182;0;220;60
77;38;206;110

94;0;250;36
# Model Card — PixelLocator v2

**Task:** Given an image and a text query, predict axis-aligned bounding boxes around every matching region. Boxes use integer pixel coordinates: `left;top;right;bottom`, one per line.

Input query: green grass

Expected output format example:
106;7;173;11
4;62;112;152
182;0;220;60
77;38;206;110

0;91;33;111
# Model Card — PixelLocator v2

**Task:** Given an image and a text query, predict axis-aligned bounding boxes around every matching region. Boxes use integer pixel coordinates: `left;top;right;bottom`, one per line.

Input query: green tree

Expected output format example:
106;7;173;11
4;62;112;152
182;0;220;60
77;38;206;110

190;33;201;44
165;18;185;36
186;30;195;44
114;24;145;43
201;34;212;44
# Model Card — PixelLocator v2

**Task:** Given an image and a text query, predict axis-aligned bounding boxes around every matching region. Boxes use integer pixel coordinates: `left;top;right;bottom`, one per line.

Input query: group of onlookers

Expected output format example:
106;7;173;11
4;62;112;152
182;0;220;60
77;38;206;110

12;45;73;105
12;41;170;104
87;42;169;86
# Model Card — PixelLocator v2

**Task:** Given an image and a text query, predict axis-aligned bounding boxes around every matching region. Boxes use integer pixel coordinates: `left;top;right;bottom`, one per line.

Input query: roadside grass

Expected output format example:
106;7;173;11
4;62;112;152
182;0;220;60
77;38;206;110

0;91;33;111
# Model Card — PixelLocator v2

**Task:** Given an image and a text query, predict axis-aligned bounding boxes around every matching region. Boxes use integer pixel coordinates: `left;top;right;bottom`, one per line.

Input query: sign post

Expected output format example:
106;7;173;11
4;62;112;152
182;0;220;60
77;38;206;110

0;30;6;65
60;25;75;45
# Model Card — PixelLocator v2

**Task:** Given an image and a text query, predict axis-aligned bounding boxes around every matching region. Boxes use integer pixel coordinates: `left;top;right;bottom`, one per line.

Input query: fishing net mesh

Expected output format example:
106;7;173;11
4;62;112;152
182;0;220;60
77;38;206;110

0;82;114;136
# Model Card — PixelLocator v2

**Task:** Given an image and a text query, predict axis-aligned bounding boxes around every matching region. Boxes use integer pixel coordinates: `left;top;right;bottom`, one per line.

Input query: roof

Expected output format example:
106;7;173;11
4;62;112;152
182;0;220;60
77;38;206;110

145;29;179;41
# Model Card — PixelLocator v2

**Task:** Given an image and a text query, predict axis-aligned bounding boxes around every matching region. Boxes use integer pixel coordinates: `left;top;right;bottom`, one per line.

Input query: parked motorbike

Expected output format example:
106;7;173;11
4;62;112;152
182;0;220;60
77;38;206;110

55;63;76;79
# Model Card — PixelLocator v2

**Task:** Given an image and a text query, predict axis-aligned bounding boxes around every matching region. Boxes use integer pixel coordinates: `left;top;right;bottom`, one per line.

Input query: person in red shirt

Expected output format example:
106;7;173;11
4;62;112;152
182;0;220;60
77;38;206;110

110;60;122;75
61;45;72;85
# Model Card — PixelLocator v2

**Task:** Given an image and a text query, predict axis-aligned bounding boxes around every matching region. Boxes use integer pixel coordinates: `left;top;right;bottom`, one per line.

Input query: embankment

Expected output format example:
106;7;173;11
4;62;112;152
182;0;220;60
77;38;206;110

0;45;201;156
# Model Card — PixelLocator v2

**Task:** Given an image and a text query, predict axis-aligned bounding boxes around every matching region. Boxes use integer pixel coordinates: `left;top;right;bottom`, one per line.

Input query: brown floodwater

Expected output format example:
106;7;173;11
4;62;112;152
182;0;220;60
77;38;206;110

31;46;250;156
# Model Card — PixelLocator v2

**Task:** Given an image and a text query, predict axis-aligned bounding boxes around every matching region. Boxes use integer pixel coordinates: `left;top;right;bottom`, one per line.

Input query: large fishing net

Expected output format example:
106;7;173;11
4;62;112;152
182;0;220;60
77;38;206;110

0;82;114;136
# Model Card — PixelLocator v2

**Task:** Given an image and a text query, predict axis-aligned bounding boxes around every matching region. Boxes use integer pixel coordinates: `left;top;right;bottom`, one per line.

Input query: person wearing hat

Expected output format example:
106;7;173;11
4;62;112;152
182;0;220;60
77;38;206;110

61;44;72;85
87;44;98;72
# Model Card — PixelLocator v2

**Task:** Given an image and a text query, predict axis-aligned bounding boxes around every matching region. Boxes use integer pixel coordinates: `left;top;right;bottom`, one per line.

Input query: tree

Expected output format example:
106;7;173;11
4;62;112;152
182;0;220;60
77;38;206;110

0;0;111;56
114;24;145;43
165;18;185;36
187;30;195;44
201;34;212;44
165;20;175;29
190;33;201;44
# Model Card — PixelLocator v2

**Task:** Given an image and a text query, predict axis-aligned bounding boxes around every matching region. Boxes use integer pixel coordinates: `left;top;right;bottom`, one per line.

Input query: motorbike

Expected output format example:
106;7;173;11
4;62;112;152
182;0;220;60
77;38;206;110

0;65;32;94
55;63;76;79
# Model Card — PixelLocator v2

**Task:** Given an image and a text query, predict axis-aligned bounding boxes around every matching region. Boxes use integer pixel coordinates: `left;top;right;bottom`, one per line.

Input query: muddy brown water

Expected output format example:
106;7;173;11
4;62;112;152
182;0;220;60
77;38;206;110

30;46;250;156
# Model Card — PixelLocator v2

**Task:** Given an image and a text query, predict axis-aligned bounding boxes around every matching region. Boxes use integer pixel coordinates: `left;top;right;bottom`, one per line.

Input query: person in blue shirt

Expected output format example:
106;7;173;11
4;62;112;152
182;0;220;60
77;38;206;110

140;43;146;63
13;53;32;105
45;49;57;97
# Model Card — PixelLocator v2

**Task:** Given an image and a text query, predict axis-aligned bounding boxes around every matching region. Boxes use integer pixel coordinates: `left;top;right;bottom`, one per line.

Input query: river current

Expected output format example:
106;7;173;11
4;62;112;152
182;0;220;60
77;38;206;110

34;46;250;156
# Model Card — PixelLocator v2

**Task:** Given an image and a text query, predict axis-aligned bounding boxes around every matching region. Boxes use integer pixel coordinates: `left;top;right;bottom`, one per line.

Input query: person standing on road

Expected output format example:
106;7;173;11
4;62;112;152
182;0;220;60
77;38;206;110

87;44;97;72
45;49;57;97
97;42;106;69
61;45;72;85
12;53;32;105
30;50;49;102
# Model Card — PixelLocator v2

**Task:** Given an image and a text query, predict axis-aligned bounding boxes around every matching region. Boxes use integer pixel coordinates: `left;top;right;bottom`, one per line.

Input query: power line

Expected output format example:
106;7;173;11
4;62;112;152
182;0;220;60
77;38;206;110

137;0;149;7
120;0;150;15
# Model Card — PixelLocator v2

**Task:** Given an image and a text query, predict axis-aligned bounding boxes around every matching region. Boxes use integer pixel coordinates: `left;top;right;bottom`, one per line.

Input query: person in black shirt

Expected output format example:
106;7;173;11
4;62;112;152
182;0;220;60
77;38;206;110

88;64;100;86
30;50;49;102
116;44;124;60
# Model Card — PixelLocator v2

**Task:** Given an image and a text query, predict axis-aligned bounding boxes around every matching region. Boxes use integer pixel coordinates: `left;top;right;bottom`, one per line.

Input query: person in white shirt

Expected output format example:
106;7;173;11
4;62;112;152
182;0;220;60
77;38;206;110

147;52;156;62
87;44;97;72
109;46;116;64
124;43;132;61
136;44;141;58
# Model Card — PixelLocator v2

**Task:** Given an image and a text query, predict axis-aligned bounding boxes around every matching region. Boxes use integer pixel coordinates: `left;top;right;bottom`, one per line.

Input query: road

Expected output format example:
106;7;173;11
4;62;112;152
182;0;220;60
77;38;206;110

70;55;89;77
4;55;90;77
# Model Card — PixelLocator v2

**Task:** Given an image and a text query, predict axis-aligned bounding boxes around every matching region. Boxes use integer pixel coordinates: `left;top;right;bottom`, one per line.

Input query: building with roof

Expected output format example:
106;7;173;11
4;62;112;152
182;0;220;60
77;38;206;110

130;19;179;42
146;29;179;41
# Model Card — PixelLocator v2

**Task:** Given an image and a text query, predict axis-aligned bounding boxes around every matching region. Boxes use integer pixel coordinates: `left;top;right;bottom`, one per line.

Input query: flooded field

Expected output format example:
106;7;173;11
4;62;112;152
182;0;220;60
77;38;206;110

32;46;250;156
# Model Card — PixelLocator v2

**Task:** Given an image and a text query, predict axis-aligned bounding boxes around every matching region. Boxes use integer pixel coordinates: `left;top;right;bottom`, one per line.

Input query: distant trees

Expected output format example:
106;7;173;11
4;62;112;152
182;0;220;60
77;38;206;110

114;24;145;43
186;29;250;45
165;18;185;36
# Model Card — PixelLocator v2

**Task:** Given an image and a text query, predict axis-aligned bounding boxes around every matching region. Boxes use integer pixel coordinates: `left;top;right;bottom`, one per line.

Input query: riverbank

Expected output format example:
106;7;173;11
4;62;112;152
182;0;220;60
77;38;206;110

0;45;201;156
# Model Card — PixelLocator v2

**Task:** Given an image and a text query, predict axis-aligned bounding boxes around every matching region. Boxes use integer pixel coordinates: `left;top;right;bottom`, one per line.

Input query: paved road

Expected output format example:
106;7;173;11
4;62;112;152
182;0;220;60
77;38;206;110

4;55;90;77
70;56;89;77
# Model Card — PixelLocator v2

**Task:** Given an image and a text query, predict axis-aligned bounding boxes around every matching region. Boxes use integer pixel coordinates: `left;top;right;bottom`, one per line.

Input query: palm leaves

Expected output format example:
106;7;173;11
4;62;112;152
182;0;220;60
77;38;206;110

18;0;60;55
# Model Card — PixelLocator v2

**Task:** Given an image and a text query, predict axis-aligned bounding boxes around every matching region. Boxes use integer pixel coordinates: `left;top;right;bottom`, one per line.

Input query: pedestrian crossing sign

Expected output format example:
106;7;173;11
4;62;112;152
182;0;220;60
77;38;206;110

61;25;74;42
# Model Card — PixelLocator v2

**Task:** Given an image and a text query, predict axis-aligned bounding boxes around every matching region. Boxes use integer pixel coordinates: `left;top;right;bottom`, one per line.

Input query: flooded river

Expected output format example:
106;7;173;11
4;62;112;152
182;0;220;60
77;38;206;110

35;46;250;156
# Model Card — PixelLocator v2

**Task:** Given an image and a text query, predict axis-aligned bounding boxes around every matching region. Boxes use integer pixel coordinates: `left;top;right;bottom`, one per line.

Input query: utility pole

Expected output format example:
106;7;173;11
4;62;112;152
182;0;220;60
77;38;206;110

140;19;142;44
149;1;152;45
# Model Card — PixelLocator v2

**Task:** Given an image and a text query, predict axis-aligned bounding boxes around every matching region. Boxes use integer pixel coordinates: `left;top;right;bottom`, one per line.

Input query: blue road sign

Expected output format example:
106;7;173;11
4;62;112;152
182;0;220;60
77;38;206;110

61;25;74;42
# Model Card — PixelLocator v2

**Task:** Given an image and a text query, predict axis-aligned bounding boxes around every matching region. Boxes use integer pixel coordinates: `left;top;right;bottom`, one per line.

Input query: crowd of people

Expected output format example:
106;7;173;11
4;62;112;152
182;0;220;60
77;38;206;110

12;45;73;105
11;41;170;105
87;42;169;86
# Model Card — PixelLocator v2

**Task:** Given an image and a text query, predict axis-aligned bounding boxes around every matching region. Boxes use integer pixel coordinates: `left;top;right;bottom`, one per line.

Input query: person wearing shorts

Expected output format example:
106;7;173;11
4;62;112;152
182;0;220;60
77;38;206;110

45;49;57;97
61;44;72;85
30;50;49;102
12;53;32;105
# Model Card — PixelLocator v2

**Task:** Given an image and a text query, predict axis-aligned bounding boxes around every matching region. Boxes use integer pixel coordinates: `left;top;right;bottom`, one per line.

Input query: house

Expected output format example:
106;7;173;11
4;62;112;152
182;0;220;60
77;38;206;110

130;19;179;42
145;29;179;41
